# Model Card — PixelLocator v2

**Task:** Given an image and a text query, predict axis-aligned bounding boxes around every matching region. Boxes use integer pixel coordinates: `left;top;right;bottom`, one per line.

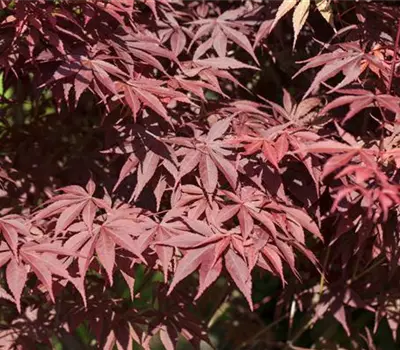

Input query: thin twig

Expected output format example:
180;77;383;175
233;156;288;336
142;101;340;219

237;312;289;349
285;318;314;350
317;246;331;303
346;255;386;286
207;283;232;329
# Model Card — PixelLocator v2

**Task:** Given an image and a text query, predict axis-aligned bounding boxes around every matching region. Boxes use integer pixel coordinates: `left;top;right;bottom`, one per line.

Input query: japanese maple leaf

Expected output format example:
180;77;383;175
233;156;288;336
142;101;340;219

174;63;249;102
0;244;27;312
108;123;178;203
331;168;400;222
169;75;228;101
120;32;180;70
217;186;266;239
294;43;387;98
231;120;321;190
0;214;33;312
244;228;286;282
33;179;111;235
300;123;379;179
193;57;258;71
267;89;322;127
190;6;259;63
360;43;391;80
226;100;274;136
114;78;190;122
19;241;81;301
254;19;274;48
104;25;172;74
80;56;127;94
170;117;238;194
223;186;322;240
320;89;400;123
0;214;30;258
157;12;190;56
64;210;145;285
131;150;175;203
0;240;82;310
9;2;77;59
46;54;128;103
233;124;291;169
172;184;220;221
67;292;149;349
311;286;374;337
158;219;254;309
133;208;190;281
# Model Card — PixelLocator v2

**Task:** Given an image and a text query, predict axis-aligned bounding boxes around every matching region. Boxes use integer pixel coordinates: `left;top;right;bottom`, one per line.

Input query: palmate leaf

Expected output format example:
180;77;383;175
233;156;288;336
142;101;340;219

320;89;400;123
294;44;389;98
158;12;188;56
0;215;30;257
45;55;127;103
159;225;256;308
169;117;238;195
0;238;86;308
33;179;111;234
6;258;27;313
157;192;321;309
115;79;191;122
189;6;259;63
64;211;146;290
267;89;321;126
298;133;378;180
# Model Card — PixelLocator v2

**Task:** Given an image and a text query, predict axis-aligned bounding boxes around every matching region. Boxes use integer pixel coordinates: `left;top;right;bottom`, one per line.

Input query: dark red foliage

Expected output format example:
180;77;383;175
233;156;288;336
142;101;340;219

0;0;400;349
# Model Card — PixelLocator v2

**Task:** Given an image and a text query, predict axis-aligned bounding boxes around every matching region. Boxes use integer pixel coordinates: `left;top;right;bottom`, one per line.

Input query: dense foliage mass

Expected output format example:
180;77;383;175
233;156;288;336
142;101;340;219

0;0;400;349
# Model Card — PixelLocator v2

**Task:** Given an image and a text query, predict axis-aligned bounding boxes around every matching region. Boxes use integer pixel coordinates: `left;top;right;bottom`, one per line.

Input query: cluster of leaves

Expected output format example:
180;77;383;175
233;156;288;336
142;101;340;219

0;0;400;349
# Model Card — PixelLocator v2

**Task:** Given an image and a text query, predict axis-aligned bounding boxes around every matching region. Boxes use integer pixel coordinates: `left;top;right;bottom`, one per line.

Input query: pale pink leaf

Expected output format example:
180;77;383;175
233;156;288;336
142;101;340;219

6;259;27;313
178;150;201;180
225;249;253;310
206;117;231;141
96;232;116;285
196;250;222;300
171;30;186;56
82;201;96;233
133;151;160;200
210;151;237;190
167;248;206;294
212;27;227;58
55;201;87;235
113;154;139;192
199;154;218;194
21;252;54;302
254;19;273;48
292;0;310;49
221;24;259;64
284;206;323;241
195;57;258;70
